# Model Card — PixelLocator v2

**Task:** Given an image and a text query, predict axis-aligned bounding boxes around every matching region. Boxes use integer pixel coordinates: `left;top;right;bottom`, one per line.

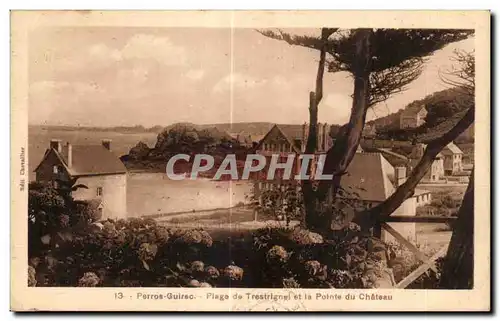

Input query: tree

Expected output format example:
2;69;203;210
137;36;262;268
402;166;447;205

437;49;475;289
440;49;475;97
424;93;473;128
28;179;91;257
440;169;474;289
260;28;473;229
255;184;304;228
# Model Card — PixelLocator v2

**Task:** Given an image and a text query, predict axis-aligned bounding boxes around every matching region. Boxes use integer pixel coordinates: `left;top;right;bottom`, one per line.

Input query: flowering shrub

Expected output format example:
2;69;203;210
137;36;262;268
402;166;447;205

78;272;100;287
27;185;432;289
28;216;431;289
266;245;289;264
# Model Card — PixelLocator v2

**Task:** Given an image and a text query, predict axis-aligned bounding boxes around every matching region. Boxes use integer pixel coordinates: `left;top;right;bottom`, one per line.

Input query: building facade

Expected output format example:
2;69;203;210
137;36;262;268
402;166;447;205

399;104;428;129
441;142;464;175
34;139;128;220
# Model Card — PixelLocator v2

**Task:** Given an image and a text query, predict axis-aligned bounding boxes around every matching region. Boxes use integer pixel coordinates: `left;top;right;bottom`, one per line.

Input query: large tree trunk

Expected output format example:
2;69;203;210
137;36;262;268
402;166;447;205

316;29;372;203
440;169;474;289
302;28;335;229
303;92;319;228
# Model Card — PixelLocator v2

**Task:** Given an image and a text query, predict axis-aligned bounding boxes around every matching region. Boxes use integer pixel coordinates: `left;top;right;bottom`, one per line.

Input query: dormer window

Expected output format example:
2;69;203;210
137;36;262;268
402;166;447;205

53;165;58;174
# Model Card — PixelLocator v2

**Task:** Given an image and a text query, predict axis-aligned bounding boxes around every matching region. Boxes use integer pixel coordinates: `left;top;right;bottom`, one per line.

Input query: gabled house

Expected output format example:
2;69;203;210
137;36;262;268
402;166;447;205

332;151;432;242
441;142;464;175
34;139;128;220
399;104;428;129
365;143;445;183
408;152;445;182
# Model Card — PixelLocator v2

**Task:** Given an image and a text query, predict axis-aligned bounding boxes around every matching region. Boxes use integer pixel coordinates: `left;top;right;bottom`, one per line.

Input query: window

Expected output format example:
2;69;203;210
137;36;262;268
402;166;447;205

97;187;103;196
53;165;58;174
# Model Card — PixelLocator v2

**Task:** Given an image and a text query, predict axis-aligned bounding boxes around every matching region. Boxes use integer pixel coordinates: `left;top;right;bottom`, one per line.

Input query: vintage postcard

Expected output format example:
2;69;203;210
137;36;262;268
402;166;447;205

11;10;490;312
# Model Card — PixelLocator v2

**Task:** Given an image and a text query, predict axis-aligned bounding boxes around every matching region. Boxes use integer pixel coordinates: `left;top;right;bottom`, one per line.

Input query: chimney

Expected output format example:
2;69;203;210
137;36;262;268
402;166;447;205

65;142;72;168
102;139;112;151
50;139;62;153
395;166;407;186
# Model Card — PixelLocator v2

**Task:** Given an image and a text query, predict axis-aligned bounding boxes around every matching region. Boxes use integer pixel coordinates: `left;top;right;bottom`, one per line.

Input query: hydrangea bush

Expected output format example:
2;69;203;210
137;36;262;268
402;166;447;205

28;182;437;289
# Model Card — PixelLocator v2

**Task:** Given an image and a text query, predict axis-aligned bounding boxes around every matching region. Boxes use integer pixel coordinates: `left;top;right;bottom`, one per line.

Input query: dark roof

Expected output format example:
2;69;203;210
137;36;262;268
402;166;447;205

255;124;303;153
34;143;127;176
250;134;265;143
276;124;304;141
339;152;395;202
59;145;127;176
441;142;463;155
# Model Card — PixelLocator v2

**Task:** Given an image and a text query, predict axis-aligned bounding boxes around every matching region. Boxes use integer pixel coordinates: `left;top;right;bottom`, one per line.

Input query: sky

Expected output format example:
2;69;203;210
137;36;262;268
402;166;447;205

28;27;474;127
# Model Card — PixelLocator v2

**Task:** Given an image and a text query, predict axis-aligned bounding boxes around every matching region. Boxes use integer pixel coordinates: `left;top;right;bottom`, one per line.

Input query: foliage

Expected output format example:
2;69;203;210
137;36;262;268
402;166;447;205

373;87;473;143
28;182;93;257
424;92;473;128
250;224;395;288
440;50;475;97
260;28;472;109
28;212;414;289
251;184;305;227
152;123;241;158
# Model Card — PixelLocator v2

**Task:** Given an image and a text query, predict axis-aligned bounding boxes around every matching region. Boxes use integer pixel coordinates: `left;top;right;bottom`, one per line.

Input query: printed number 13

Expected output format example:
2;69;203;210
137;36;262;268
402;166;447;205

115;292;124;299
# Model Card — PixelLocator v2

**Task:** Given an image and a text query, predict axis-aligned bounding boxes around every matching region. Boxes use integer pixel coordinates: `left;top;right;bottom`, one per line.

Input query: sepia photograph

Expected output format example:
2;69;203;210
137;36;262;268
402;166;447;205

10;10;490;311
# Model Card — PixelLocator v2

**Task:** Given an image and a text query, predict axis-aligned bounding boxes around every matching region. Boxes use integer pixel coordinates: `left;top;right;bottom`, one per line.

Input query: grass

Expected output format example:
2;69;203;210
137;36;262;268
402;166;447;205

161;207;276;224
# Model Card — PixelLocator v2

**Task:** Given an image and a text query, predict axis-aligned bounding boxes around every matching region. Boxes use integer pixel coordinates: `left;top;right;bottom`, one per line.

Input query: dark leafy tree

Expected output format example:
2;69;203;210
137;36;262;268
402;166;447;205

440;169;474;289
440;49;475;97
438;50;475;289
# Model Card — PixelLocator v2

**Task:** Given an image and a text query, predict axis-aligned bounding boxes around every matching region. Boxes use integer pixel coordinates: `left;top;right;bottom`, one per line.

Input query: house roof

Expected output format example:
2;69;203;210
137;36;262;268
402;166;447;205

441;142;463;155
401;104;426;117
61;145;127;176
35;144;127;177
339;152;396;202
250;134;265;143
276;124;304;141
256;124;303;153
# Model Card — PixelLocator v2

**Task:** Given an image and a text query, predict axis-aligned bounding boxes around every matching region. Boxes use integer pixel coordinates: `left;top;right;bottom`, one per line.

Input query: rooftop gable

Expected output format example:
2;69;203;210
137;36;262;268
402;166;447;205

442;142;464;155
401;104;427;117
255;124;302;153
35;144;127;177
339;152;396;202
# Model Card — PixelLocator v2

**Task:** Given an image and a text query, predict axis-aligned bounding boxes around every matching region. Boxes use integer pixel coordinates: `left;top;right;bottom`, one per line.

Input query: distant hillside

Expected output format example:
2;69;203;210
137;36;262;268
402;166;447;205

368;87;474;143
29;124;164;134
30;121;344;140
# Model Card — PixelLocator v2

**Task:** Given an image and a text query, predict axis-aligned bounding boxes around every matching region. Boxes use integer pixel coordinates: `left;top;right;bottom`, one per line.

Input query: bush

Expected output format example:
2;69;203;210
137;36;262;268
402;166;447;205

27;183;434;289
28;217;404;289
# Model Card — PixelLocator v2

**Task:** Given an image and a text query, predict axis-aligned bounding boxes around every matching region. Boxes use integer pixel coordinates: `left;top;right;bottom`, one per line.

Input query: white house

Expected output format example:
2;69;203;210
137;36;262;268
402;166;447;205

34;139;128;220
332;151;431;242
399;104;428;129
